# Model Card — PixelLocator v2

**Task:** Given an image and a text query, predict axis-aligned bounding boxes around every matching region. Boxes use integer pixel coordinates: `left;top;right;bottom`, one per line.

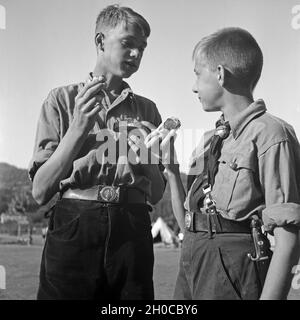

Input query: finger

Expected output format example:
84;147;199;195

140;121;157;131
87;102;102;117
160;129;177;150
157;123;164;130
144;128;161;144
129;135;143;149
91;75;106;82
127;127;147;140
81;83;107;103
139;127;151;139
145;123;168;143
127;139;141;164
145;125;173;148
152;123;164;135
145;134;161;148
129;135;149;162
128;139;139;154
80;98;103;114
161;131;178;165
78;83;85;92
76;77;102;98
161;129;177;146
77;78;106;99
78;97;97;112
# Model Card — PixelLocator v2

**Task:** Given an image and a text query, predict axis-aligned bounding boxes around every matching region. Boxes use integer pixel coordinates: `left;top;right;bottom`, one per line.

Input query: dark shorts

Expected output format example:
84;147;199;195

173;230;271;300
37;199;154;300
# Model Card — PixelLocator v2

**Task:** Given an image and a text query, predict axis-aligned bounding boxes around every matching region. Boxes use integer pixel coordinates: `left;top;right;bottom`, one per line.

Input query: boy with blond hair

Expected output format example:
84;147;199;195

163;27;300;299
29;5;166;300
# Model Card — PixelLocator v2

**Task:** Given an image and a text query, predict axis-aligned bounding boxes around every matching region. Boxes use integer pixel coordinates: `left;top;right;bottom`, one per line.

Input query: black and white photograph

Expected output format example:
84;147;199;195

1;0;300;307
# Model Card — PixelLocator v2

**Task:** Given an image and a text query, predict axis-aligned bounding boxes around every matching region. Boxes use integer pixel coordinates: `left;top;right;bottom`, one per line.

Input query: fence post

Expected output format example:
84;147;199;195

0;265;6;290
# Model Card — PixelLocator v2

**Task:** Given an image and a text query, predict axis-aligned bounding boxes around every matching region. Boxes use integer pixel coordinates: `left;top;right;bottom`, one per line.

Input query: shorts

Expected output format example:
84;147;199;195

173;230;271;300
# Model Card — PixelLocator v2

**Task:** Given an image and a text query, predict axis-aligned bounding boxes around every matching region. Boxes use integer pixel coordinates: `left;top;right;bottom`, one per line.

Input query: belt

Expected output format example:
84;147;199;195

185;211;251;234
62;185;146;205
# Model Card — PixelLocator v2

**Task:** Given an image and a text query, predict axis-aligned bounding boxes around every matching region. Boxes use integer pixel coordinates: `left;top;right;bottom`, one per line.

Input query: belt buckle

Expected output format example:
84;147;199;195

185;212;194;231
98;186;120;203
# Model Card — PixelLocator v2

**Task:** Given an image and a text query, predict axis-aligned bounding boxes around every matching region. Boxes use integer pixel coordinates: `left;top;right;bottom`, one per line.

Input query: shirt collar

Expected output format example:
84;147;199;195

119;82;134;98
225;99;267;139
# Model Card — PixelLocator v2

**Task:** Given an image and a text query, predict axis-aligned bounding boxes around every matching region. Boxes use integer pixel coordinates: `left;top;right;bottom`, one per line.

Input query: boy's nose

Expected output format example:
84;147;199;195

130;48;140;58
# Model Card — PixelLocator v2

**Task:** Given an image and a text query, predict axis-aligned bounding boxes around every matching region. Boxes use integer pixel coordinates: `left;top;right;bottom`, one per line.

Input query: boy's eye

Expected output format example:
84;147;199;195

121;40;133;48
121;39;146;53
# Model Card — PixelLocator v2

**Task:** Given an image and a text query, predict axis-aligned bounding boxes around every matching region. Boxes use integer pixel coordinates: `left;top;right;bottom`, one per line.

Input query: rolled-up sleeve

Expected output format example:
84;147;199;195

28;90;60;181
259;139;300;232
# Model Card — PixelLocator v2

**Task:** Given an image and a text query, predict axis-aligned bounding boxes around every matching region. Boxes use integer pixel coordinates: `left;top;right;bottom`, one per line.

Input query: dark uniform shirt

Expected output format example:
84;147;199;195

29;74;166;201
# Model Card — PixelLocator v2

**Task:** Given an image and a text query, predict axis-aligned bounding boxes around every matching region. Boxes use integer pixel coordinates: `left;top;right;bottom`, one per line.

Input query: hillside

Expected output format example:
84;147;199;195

0;162;31;189
0;163;31;213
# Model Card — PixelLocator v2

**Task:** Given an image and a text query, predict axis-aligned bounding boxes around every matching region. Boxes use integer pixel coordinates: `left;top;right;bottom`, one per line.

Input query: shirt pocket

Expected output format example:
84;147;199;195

212;152;257;212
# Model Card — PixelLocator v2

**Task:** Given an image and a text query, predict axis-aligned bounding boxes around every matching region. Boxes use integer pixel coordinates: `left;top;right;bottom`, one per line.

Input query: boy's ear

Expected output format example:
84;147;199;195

95;32;105;51
217;65;225;86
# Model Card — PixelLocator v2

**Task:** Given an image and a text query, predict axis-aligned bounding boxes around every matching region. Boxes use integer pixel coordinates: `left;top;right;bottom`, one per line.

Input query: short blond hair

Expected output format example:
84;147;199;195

95;4;150;37
193;27;263;91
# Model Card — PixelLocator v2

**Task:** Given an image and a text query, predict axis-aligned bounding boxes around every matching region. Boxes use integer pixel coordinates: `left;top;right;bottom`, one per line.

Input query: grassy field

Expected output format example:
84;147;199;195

0;236;180;300
0;237;299;300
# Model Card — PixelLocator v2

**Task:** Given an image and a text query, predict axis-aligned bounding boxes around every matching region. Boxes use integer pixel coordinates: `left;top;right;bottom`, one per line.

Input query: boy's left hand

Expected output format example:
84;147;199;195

146;123;179;172
127;121;156;164
127;121;178;168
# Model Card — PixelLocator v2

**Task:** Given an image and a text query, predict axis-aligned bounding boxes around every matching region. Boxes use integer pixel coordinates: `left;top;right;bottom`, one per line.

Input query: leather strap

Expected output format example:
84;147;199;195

185;211;251;234
62;185;146;204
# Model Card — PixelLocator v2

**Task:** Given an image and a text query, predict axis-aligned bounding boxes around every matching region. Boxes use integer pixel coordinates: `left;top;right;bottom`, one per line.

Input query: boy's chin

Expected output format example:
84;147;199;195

201;102;219;112
121;69;137;79
201;104;213;112
107;70;134;80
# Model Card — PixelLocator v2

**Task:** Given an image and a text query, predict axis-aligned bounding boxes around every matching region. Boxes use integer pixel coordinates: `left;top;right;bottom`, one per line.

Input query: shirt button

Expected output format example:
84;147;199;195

229;162;238;170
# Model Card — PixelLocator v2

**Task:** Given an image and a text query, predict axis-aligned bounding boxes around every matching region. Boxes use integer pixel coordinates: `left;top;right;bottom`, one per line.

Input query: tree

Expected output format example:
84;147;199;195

6;186;39;245
7;186;39;216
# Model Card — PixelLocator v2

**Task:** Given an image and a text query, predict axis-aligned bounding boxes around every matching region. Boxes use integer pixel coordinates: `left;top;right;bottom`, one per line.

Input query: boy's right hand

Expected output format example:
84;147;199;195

71;76;106;135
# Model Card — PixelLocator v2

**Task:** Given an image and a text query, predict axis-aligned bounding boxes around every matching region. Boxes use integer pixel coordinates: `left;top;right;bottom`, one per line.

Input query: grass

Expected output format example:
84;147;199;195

0;238;299;300
0;244;42;299
0;237;180;300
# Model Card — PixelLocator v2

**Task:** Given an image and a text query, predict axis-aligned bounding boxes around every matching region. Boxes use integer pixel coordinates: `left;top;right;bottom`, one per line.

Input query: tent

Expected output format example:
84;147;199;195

151;217;177;245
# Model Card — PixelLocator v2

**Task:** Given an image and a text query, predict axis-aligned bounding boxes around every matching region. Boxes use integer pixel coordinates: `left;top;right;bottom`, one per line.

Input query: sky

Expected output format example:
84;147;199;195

0;0;300;173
